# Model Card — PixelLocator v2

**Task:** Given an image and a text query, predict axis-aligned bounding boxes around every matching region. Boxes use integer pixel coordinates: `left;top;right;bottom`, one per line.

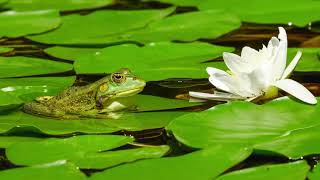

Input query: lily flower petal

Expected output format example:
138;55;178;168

272;27;288;79
272;79;317;104
189;91;245;101
206;67;229;76
281;51;302;79
208;75;235;93
241;46;259;64
223;52;250;74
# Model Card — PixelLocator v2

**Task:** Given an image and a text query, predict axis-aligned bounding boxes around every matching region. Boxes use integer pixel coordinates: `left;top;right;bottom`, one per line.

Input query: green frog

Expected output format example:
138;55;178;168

22;68;146;119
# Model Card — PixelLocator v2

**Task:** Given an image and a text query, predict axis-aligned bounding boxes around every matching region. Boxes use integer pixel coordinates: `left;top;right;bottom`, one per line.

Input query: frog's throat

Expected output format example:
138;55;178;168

115;87;144;97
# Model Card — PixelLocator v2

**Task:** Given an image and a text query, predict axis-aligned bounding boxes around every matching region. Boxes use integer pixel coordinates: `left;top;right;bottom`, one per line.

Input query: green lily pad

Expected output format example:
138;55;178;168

0;91;23;111
216;161;310;180
0;47;13;53
167;97;320;148
89;145;252;180
4;0;114;11
0;76;75;101
6;135;133;165
0;109;185;135
28;8;175;45
74;42;233;81
288;48;320;72
199;0;320;27
0;56;73;78
0;160;86;180
45;46;100;61
308;163;320;180
0;136;43;148
0;10;61;38
73;145;169;169
77;10;241;45
254;125;320;159
0;0;8;6
142;0;202;6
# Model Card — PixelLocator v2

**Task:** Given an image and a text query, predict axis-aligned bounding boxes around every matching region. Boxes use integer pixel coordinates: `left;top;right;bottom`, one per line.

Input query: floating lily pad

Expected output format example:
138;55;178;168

254;125;320;159
0;56;73;78
77;10;241;45
216;161;309;180
45;46;100;61
0;47;13;53
308;163;320;180
0;76;75;101
0;160;86;180
142;0;202;6
89;145;252;180
4;0;114;11
6;135;133;165
199;0;320;27
0;10;61;38
0;136;43;148
28;8;175;45
72;145;169;169
74;42;233;81
0;109;185;135
0;0;8;6
0;91;23;111
288;48;320;72
167;97;320;148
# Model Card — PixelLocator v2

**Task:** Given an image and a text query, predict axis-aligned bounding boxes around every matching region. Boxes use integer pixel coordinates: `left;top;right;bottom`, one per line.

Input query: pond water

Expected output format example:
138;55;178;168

0;0;320;179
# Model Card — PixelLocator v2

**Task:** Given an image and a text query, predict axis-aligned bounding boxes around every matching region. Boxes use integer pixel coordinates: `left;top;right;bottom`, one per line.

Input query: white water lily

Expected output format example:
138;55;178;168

190;27;317;104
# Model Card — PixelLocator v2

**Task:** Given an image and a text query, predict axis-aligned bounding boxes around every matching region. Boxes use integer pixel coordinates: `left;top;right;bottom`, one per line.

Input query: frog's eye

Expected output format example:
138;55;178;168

99;83;109;92
112;72;126;84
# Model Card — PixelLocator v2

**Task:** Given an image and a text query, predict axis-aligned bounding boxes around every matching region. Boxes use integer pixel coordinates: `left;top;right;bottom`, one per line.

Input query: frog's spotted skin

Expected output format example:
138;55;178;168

23;69;146;119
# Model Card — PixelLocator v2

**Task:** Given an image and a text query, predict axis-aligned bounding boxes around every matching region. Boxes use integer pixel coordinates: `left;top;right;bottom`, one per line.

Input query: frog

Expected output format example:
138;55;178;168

22;68;146;119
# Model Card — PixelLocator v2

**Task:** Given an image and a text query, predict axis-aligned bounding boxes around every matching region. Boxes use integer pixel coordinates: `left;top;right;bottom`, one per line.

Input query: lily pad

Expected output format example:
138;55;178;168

142;0;202;6
0;47;13;53
0;56;73;78
0;136;43;148
77;10;241;45
0;110;185;135
0;0;8;6
0;160;86;180
167;97;320;148
0;91;23;111
72;145;169;169
89;145;252;180
45;46;100;61
254;125;320;159
74;42;233;81
6;135;133;165
0;76;75;101
4;0;114;11
288;48;320;72
0;10;61;38
199;0;320;27
308;163;320;180
28;8;175;45
216;161;310;180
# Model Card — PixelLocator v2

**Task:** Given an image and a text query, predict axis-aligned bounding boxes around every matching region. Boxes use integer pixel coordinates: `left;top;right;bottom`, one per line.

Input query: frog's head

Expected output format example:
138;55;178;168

96;68;146;103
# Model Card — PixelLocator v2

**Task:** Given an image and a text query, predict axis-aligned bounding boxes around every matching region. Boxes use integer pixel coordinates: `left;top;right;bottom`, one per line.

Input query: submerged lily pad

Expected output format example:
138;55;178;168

74;42;233;81
288;48;320;72
0;56;73;78
0;47;13;53
0;76;75;101
0;160;86;180
254;125;320;159
142;0;202;6
4;0;114;11
0;10;61;38
167;97;320;148
199;0;320;27
89;145;252;180
216;161;309;180
28;8;175;45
